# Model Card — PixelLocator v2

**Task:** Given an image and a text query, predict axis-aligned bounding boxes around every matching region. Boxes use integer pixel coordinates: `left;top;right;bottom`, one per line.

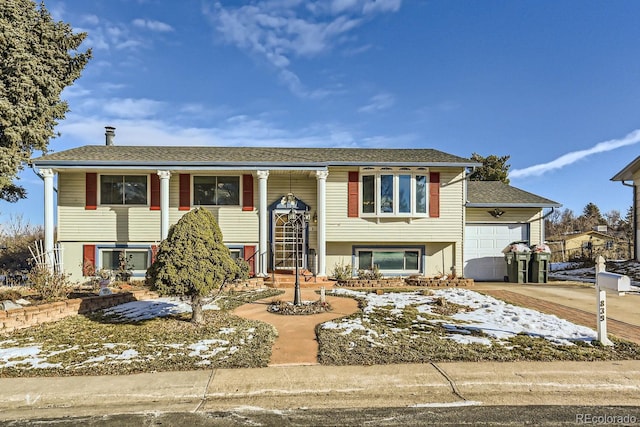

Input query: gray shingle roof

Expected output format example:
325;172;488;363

466;181;561;207
31;145;478;168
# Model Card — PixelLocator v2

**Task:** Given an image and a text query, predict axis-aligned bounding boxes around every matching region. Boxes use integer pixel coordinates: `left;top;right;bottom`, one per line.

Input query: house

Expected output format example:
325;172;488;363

546;230;619;262
611;156;639;261
464;181;561;280
31;128;560;282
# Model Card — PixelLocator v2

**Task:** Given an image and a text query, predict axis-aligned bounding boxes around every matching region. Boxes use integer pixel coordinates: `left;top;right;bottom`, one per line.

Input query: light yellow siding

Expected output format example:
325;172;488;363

326;241;456;278
57;171;260;244
325;168;464;241
465;207;545;246
58;168;467;278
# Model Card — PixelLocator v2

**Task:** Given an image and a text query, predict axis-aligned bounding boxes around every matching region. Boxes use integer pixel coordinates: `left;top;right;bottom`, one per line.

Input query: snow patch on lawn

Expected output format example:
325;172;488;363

327;288;597;346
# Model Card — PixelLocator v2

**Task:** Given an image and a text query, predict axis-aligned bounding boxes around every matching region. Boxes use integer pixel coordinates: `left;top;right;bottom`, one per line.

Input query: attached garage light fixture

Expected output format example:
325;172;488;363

489;208;505;218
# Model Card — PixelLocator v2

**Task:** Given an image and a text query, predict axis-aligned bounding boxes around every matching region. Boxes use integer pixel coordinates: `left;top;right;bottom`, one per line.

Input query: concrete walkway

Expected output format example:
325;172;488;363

233;287;359;365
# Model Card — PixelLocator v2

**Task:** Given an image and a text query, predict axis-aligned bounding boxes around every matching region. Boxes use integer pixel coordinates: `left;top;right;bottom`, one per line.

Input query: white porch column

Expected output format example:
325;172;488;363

315;170;328;277
41;168;55;270
157;170;171;240
257;170;270;276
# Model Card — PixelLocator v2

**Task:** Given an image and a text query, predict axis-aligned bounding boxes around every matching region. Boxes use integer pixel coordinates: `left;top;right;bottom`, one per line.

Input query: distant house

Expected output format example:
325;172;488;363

611;156;639;261
546;230;618;262
31;128;560;282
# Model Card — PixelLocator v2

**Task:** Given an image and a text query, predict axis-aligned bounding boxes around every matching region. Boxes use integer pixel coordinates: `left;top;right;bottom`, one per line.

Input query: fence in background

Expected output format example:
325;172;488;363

548;241;632;263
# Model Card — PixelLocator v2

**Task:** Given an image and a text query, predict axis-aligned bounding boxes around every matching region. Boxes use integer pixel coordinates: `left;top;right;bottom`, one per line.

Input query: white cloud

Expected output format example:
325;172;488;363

132;18;174;32
510;129;640;179
204;0;401;98
358;92;395;113
101;98;166;119
81;14;100;26
56;95;413;150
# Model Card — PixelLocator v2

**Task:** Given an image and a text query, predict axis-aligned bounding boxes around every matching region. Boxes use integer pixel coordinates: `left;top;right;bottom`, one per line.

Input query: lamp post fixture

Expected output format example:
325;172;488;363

282;193;309;306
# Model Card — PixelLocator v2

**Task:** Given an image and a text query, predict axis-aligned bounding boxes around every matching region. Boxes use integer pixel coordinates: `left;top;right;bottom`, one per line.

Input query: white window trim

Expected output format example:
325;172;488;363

359;168;429;218
355;247;422;275
192;174;242;207
98;174;150;207
97;246;151;277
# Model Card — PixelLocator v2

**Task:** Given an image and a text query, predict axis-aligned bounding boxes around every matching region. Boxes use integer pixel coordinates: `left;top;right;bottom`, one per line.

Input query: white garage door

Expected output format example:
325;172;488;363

464;224;529;281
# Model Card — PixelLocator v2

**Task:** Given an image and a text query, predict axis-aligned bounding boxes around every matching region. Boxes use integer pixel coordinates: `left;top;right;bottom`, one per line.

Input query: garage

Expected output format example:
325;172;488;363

464;223;529;281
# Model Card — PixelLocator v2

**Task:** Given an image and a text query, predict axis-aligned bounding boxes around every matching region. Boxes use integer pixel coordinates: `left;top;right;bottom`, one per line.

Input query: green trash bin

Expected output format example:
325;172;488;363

529;252;550;283
504;251;530;283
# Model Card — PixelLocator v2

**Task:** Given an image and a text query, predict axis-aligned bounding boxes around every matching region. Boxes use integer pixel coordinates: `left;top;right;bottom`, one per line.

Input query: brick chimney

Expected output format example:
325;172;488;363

105;126;115;146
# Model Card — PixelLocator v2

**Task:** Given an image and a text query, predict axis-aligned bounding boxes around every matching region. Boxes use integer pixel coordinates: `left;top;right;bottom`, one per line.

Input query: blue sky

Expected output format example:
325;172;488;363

3;0;640;225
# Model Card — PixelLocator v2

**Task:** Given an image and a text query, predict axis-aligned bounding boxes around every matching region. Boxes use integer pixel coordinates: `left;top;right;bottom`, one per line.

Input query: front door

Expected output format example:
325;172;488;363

273;210;307;271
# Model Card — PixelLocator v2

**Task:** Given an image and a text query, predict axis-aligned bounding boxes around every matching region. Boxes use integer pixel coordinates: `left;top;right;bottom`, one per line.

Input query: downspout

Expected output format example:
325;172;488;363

30;165;58;193
461;166;477;278
620;181;636;260
540;207;555;243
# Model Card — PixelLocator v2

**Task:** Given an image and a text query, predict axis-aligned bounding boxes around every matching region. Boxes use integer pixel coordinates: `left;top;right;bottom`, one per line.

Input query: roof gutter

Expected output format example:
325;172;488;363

31;160;481;169
465;202;562;208
29;165;58;193
541;206;556;220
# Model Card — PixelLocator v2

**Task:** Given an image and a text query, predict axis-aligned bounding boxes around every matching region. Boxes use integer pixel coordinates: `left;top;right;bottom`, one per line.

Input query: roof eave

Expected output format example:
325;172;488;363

611;155;640;181
466;202;562;208
32;160;480;169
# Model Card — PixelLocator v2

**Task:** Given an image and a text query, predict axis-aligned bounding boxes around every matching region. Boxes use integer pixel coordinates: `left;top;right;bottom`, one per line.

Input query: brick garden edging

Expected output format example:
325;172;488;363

404;277;474;287
0;289;158;334
336;277;474;288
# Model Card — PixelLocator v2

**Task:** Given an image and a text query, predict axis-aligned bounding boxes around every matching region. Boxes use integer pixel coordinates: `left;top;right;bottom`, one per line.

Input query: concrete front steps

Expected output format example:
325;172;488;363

264;270;335;288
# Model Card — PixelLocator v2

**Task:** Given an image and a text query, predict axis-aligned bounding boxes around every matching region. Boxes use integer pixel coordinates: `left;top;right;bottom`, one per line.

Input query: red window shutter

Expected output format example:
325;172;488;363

244;245;256;276
82;244;96;276
242;174;254;211
150;173;160;210
85;173;97;210
151;245;158;263
347;171;359;218
429;172;440;218
179;174;190;211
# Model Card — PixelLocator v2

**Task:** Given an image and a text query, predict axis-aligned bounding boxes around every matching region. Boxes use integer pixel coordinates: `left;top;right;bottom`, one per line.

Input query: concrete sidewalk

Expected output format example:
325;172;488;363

1;281;639;422
0;361;638;421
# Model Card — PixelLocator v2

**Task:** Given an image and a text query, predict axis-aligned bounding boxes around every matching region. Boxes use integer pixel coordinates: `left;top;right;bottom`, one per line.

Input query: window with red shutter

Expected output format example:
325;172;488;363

151;245;158;263
348;171;359;218
429;172;440;218
82;244;96;276
242;174;254;211
150;173;160;210
85;173;97;210
179;174;190;211
243;245;256;276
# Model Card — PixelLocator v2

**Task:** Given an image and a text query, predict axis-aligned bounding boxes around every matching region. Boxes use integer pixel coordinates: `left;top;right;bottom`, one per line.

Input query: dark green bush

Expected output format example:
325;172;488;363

146;208;238;324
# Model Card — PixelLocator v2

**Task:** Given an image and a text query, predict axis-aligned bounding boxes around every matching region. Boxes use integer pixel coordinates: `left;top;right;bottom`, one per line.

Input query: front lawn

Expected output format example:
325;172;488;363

316;288;640;365
0;289;282;377
1;287;639;377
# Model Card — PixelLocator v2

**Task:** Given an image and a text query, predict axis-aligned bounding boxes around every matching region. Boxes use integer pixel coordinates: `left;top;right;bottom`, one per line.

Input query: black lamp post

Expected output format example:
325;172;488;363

283;196;309;306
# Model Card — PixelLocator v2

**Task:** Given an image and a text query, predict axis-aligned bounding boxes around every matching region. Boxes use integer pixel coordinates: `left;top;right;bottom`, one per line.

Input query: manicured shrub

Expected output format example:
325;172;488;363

146;208;238;324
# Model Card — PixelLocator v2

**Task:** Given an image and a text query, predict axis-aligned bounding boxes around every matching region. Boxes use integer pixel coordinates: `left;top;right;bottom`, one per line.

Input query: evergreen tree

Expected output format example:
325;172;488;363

469;153;511;184
146;208;239;324
1;0;91;201
579;202;606;230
